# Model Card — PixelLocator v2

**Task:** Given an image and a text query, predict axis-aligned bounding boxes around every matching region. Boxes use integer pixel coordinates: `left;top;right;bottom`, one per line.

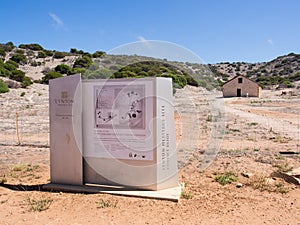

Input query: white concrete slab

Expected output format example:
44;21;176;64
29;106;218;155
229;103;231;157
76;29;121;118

43;183;182;202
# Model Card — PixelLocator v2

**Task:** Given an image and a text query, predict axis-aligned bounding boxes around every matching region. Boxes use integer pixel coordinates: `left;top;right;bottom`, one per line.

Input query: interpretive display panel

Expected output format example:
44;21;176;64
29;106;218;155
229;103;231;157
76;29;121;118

49;75;178;191
83;79;154;161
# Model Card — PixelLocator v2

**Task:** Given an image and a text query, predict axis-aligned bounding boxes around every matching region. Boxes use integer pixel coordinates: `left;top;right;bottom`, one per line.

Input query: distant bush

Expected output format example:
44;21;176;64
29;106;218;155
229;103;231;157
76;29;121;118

53;51;67;59
0;67;10;77
21;76;32;88
41;71;63;84
68;67;86;75
10;53;27;64
43;50;54;57
4;60;18;71
16;49;25;54
55;64;71;74
5;69;32;88
19;43;44;51
30;61;41;67
5;59;19;69
0;42;15;52
282;80;295;88
112;61;198;89
288;72;300;81
0;49;5;58
84;68;113;79
0;59;10;77
73;56;93;68
70;48;94;57
9;69;26;82
0;78;9;93
92;51;106;58
37;51;47;58
70;48;78;54
70;48;85;54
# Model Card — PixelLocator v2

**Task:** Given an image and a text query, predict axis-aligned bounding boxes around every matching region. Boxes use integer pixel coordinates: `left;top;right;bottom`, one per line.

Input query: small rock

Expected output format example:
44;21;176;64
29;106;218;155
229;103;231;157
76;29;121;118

241;172;253;178
236;183;243;188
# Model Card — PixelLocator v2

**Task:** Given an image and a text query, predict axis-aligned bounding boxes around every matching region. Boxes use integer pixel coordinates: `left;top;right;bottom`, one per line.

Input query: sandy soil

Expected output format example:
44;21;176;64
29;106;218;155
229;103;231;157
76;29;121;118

0;84;299;225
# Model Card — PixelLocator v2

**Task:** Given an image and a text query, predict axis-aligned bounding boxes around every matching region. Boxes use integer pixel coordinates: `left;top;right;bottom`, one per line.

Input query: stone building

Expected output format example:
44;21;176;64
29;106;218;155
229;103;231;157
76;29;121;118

222;75;262;97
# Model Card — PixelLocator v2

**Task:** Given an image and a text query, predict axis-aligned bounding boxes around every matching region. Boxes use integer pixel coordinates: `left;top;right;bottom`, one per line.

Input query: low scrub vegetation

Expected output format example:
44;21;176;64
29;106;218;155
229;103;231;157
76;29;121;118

215;171;239;185
25;196;53;212
0;78;9;93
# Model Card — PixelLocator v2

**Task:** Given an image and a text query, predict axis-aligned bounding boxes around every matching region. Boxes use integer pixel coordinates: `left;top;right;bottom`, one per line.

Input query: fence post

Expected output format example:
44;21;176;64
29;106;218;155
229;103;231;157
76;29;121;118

16;112;20;145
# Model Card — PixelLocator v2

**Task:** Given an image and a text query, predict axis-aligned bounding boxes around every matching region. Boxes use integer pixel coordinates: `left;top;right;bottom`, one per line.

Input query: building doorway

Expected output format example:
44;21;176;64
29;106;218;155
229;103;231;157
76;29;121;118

237;88;241;97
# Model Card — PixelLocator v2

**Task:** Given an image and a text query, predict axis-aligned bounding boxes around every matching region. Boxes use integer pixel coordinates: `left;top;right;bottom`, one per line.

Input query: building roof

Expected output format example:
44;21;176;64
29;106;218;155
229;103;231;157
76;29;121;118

222;74;262;87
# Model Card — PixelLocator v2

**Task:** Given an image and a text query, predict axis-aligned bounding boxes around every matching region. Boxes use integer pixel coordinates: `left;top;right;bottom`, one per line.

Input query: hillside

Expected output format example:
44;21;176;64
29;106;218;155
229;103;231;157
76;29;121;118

209;53;300;89
1;42;300;93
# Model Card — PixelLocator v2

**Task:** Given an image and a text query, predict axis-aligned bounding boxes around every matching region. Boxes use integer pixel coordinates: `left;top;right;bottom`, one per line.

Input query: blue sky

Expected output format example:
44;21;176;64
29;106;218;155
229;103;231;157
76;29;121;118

0;0;299;63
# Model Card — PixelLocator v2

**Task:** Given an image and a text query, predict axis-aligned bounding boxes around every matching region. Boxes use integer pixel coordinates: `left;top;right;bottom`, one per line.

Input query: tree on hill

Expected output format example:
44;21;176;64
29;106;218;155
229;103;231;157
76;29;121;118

19;43;44;51
41;71;63;84
112;61;198;89
73;56;93;68
53;51;67;59
92;51;106;58
0;42;15;52
55;64;71;74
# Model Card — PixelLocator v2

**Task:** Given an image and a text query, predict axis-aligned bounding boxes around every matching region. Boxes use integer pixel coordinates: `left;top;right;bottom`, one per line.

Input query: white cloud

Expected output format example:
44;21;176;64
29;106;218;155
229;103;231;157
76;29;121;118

267;39;274;46
49;13;63;28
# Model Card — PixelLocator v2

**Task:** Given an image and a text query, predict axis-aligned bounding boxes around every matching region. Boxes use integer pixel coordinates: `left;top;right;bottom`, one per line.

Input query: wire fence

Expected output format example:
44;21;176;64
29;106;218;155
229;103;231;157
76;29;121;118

0;99;50;146
223;115;300;153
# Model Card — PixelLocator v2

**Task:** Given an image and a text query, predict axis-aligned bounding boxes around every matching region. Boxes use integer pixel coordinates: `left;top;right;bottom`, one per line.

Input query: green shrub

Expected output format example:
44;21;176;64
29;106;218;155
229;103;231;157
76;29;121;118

215;171;238;185
181;191;193;199
82;52;92;58
0;79;9;93
4;63;17;71
37;51;47;58
0;42;15;52
69;67;85;75
25;196;53;212
92;51;106;58
10;53;27;64
112;61;196;89
43;50;54;57
41;71;63;84
30;61;41;67
69;48;86;55
0;48;5;58
55;64;71;74
10;70;25;82
282;80;295;88
19;43;44;51
53;51;67;59
0;66;10;77
288;72;300;81
21;76;33;88
70;48;78;54
5;60;19;69
73;56;93;68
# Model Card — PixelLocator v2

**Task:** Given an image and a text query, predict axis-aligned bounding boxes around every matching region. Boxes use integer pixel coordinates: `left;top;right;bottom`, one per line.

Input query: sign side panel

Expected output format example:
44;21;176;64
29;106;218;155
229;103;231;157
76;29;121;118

49;74;83;185
156;78;179;190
